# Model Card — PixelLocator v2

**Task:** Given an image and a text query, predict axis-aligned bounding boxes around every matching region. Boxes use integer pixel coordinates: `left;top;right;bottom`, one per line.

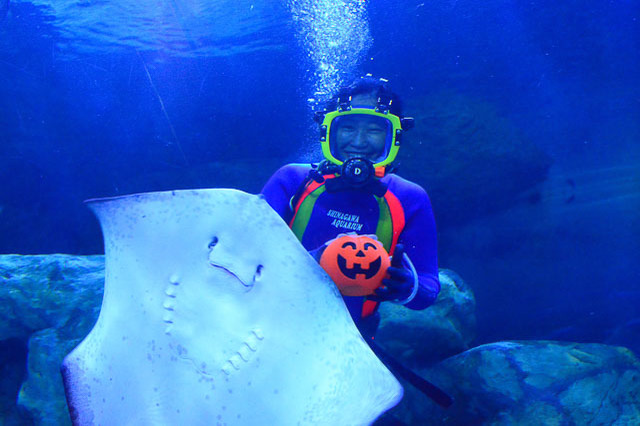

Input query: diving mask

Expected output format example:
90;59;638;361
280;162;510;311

316;99;413;169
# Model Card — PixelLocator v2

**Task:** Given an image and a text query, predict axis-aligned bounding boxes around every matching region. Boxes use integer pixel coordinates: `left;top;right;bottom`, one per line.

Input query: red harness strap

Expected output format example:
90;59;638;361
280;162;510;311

384;190;406;256
362;190;406;318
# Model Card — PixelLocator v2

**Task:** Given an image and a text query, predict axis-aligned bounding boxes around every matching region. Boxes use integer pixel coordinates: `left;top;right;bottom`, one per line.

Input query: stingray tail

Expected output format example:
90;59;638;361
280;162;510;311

366;339;454;408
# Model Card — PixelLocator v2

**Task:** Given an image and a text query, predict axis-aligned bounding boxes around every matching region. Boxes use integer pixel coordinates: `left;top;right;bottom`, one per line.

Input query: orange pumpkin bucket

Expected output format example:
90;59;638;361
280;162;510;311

319;234;391;296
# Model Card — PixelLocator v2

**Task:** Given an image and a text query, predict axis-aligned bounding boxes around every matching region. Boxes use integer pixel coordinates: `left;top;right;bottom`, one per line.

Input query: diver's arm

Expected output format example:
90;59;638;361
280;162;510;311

260;164;309;223
396;185;440;310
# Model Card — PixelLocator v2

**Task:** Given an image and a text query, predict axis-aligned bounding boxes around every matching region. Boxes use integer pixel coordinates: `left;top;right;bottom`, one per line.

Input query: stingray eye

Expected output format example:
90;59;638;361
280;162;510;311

319;235;390;297
254;264;264;282
208;237;219;249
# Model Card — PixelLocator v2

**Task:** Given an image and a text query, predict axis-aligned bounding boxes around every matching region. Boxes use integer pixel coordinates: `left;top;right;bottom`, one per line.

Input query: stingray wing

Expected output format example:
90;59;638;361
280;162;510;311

61;189;402;426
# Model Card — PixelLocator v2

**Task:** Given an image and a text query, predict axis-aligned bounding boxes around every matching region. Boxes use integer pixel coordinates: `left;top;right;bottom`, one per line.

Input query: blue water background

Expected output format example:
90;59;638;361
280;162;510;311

1;0;639;349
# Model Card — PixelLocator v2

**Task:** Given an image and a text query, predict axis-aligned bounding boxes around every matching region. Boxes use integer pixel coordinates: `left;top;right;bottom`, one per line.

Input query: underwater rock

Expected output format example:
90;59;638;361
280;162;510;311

396;341;640;425
18;328;75;425
0;338;29;425
0;255;103;341
399;91;552;228
0;255;103;425
377;269;476;366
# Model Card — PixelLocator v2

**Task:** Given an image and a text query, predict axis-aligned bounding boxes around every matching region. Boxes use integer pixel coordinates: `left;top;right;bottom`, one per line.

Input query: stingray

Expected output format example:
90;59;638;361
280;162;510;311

61;189;402;425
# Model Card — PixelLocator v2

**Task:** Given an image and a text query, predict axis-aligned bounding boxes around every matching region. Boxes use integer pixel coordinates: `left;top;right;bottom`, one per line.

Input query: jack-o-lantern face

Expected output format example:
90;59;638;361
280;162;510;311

319;235;391;296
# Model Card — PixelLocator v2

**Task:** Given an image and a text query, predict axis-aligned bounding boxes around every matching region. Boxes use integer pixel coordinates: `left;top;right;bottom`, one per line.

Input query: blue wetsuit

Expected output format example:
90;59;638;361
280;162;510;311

261;163;440;334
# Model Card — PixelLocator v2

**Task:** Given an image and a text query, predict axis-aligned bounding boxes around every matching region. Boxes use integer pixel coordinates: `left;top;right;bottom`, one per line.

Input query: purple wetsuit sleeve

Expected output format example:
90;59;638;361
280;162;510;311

391;179;440;310
260;164;309;223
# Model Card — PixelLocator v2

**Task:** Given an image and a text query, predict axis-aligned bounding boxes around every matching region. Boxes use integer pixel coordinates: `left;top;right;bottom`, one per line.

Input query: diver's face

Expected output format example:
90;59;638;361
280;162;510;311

334;94;388;162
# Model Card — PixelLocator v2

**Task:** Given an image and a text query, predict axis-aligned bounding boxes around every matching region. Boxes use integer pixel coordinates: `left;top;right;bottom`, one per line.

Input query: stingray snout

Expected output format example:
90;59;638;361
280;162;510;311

207;235;263;290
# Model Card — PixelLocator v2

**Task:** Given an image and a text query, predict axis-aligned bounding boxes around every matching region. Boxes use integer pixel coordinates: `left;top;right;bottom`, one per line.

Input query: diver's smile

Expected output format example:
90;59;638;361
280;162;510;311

344;150;373;158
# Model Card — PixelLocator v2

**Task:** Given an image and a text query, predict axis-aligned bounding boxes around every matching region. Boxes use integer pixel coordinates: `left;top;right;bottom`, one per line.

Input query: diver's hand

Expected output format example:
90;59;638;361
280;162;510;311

370;244;415;302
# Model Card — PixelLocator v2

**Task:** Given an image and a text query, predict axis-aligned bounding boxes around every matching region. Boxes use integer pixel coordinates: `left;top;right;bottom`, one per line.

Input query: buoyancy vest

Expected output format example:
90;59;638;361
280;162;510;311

289;174;406;318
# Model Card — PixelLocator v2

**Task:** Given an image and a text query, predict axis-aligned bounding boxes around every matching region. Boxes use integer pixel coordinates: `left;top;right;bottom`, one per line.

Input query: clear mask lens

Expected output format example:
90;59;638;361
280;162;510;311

329;114;393;163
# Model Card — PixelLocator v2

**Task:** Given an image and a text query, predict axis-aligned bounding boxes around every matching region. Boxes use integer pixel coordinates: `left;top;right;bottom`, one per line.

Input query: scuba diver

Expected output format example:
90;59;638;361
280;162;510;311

261;75;440;340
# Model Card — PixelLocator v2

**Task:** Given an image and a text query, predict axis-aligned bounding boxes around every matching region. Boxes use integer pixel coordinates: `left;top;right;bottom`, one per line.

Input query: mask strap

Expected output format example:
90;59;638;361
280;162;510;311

337;88;352;112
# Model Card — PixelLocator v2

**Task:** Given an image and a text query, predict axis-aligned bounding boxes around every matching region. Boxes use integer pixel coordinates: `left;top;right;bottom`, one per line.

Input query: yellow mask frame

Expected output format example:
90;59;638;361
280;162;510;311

319;108;404;168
